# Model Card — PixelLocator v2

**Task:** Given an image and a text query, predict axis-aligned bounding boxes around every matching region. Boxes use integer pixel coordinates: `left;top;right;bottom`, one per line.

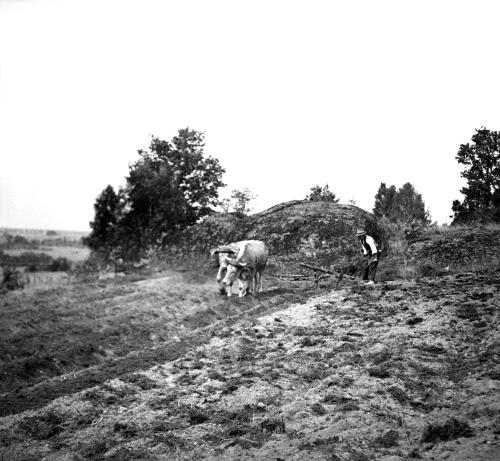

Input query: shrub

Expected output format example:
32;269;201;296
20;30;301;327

1;267;25;291
70;254;101;280
415;260;444;278
50;257;71;272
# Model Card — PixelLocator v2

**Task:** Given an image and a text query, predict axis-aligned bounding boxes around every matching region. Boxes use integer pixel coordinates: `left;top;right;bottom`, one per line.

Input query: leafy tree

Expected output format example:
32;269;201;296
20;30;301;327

220;188;256;216
84;185;122;256
373;183;397;219
392;182;429;224
452;128;500;220
85;129;225;259
306;184;339;203
373;182;430;227
124;128;225;242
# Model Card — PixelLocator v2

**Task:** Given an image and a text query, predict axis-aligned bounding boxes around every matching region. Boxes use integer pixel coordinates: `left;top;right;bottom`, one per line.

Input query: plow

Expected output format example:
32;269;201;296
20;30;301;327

269;262;363;290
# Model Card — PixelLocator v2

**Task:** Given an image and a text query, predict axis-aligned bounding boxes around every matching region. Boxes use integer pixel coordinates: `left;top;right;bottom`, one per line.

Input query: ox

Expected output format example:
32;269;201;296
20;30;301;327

211;240;268;297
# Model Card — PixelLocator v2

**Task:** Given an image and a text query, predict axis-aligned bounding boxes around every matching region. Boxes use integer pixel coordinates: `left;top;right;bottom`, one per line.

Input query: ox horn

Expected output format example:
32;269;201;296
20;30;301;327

211;245;236;255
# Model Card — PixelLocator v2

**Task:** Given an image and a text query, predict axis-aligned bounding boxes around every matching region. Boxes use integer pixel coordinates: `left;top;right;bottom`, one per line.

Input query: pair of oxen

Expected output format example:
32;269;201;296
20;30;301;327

211;240;268;297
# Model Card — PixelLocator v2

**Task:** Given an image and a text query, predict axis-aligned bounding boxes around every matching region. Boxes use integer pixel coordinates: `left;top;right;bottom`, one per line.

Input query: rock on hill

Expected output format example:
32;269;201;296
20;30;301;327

406;227;500;270
165;200;388;270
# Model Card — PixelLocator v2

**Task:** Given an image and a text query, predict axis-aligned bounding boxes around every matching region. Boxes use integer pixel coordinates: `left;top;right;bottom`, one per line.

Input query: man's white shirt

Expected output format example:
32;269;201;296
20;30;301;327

362;235;378;255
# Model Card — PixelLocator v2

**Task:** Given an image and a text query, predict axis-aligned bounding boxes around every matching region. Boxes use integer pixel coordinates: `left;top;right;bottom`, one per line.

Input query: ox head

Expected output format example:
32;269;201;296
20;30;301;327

221;257;250;297
211;246;236;265
210;246;237;293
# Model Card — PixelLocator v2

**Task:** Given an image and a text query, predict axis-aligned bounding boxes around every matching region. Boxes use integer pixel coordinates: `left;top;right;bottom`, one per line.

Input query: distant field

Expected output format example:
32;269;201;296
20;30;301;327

2;246;90;262
0;227;88;242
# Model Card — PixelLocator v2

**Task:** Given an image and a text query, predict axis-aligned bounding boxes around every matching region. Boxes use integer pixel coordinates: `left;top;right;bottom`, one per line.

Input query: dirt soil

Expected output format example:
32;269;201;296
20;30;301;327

0;264;499;460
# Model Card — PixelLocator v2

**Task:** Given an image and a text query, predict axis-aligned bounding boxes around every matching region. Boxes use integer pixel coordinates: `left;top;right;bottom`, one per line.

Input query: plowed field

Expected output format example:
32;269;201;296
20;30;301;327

0;268;499;460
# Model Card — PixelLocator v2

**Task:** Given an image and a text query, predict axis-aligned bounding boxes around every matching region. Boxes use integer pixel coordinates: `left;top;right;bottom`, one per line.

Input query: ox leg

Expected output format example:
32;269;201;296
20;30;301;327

217;267;227;294
216;266;225;284
257;272;263;292
238;278;249;297
251;274;257;294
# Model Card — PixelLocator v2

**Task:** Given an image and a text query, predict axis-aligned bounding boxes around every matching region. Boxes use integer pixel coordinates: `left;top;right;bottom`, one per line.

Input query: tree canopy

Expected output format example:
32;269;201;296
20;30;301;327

220;188;256;216
306;184;339;203
373;182;430;225
451;128;500;221
84;185;121;254
85;129;225;260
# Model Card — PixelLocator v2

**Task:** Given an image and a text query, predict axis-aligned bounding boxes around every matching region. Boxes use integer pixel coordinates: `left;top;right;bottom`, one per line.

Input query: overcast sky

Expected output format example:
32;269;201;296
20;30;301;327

1;0;499;231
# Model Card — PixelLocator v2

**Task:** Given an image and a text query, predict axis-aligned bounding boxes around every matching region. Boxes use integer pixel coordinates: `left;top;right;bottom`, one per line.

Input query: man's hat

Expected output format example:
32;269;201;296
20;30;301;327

355;228;366;236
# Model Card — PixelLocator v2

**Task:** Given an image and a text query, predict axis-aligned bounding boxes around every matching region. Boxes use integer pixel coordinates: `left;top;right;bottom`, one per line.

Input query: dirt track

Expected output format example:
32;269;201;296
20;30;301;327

0;269;499;460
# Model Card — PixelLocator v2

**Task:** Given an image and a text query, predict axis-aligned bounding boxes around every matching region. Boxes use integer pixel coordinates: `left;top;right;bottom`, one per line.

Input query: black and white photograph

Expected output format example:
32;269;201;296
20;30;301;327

0;1;499;459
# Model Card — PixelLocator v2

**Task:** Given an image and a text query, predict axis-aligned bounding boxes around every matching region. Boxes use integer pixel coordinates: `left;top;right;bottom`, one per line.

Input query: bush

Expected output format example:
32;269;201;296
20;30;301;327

50;257;71;272
1;267;25;291
402;218;428;241
415;260;444;278
71;254;101;280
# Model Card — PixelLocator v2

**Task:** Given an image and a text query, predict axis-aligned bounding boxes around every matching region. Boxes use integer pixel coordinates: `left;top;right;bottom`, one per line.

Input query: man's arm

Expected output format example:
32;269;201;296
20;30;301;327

366;236;378;254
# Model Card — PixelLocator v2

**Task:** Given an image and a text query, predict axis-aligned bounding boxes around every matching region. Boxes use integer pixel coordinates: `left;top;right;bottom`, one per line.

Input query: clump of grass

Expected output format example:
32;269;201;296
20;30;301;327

369;349;392;365
79;438;109;459
301;367;327;382
421;417;474;443
260;416;286;433
298;436;340;450
373;429;399;447
105;447;153;461
18;410;63;440
185;405;209;425
322;394;354;405
120;373;158;390
368;366;391;379
69;407;103;429
415;260;445;278
112;421;138;438
153;432;187;448
310;403;327;415
387;386;409;404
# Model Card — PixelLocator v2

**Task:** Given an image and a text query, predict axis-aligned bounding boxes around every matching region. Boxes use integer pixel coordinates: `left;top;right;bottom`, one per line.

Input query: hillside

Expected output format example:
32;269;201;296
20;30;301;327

166;200;387;272
406;227;500;270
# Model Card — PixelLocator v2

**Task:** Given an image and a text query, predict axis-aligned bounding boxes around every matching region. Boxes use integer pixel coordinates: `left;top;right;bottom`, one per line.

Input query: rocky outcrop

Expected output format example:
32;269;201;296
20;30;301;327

164;201;388;270
406;228;500;269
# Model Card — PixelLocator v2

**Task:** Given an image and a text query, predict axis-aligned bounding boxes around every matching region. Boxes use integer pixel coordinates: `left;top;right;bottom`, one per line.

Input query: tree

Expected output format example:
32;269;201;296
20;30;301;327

124;129;225;243
306;184;339;203
373;183;397;219
85;129;226;259
452;128;500;220
373;182;430;225
392;182;429;224
84;185;121;255
220;188;256;216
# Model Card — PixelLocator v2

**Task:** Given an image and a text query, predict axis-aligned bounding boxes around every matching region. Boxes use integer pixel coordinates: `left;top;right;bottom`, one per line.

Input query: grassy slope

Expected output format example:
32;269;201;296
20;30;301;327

0;267;499;460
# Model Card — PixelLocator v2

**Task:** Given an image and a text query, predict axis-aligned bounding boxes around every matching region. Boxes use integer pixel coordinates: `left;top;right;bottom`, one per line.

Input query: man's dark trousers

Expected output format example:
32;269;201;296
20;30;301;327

362;254;379;282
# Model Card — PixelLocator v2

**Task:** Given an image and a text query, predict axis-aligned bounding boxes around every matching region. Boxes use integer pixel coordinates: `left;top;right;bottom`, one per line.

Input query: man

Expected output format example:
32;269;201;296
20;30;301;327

356;228;379;285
